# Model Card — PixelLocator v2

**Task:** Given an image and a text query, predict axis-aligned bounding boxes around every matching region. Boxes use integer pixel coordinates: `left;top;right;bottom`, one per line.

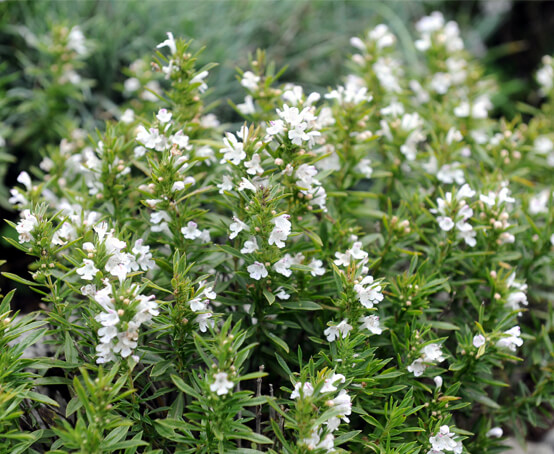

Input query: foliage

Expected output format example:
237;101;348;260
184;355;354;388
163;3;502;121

1;10;554;454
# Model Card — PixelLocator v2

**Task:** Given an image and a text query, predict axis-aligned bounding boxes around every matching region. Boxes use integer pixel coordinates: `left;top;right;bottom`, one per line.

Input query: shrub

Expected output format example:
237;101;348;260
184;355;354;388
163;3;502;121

2;11;554;453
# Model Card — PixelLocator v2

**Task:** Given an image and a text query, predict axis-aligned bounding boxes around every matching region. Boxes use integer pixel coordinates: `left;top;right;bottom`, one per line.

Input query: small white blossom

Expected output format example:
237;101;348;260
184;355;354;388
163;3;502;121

247;262;268;280
181;221;202;240
290;382;314;399
229;216;249;239
359;315;383;334
473;334;486;348
241;236;259;254
210;372;233;396
429;425;463;454
487;427;503;438
308;259;325;276
241;71;260;91
76;259;99;281
324;319;353;342
496;326;523;351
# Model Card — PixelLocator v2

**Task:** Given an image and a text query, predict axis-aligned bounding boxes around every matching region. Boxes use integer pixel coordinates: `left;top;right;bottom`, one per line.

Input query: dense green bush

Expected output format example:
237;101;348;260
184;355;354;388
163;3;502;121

1;10;554;454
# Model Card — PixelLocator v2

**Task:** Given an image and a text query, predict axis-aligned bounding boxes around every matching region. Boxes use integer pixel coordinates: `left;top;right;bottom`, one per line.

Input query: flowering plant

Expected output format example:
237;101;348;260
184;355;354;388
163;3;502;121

1;12;554;453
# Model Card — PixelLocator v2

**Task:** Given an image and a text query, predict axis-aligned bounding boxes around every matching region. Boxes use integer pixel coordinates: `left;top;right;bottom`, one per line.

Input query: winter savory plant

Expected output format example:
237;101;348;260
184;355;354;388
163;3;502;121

1;11;554;454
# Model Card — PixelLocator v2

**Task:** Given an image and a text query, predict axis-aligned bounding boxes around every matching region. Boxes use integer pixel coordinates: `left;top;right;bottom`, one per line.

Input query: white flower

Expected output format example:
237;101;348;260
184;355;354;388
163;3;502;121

496;326;523;351
16;210;38;243
181;221;202;240
273;255;292;277
121;108;134;124
334;251;351;267
266;119;285;136
229;216;249;239
487;427;503;438
241;71;260;91
195;313;215;333
359;315;383;334
17;171;32;191
534;136;553;154
218;175;234;194
241;236;259;254
324;319;353;342
275;287;290;300
434;376;443;390
429;425;463;453
321;373;346;393
189;297;208;312
171;130;192;150
422;343;445;363
268;214;291;248
473;334;486;348
221;131;246;165
354;276;384;308
76;259;99;281
210;372;234;396
407;359;426;377
237;95;256;115
308;259;325;276
290;382;314;399
156;108;172;124
330;390;352;422
157;32;177;55
244;153;264;175
237;177;257;192
247;262;268;280
437;162;465;185
68;26;88;55
356;158;373;178
437;216;455;231
191;70;209;93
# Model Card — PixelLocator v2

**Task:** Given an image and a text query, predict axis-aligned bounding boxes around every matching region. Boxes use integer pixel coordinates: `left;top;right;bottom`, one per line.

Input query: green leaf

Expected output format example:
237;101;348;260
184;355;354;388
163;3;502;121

1;272;42;287
280;300;322;310
263;288;275;305
266;332;289;353
228;431;273;444
171;374;201;399
26;391;59;407
428;321;460;331
102;425;131;448
66;396;82;418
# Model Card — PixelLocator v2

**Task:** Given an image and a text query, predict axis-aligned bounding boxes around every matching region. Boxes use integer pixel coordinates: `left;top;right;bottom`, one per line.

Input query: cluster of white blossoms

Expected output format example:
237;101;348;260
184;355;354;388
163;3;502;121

427;425;463;454
76;222;155;283
504;272;528;315
188;281;216;333
477;183;517;245
181;221;210;242
268;214;291;248
415;11;463;55
472;325;524;353
431;183;477;246
408;343;446;377
379;110;426;161
294;163;328;212
15;209;39;244
267;104;321;148
73;222;159;363
136;108;193;155
326;241;385;341
292;373;352;453
325;75;372;106
92;281;158;364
